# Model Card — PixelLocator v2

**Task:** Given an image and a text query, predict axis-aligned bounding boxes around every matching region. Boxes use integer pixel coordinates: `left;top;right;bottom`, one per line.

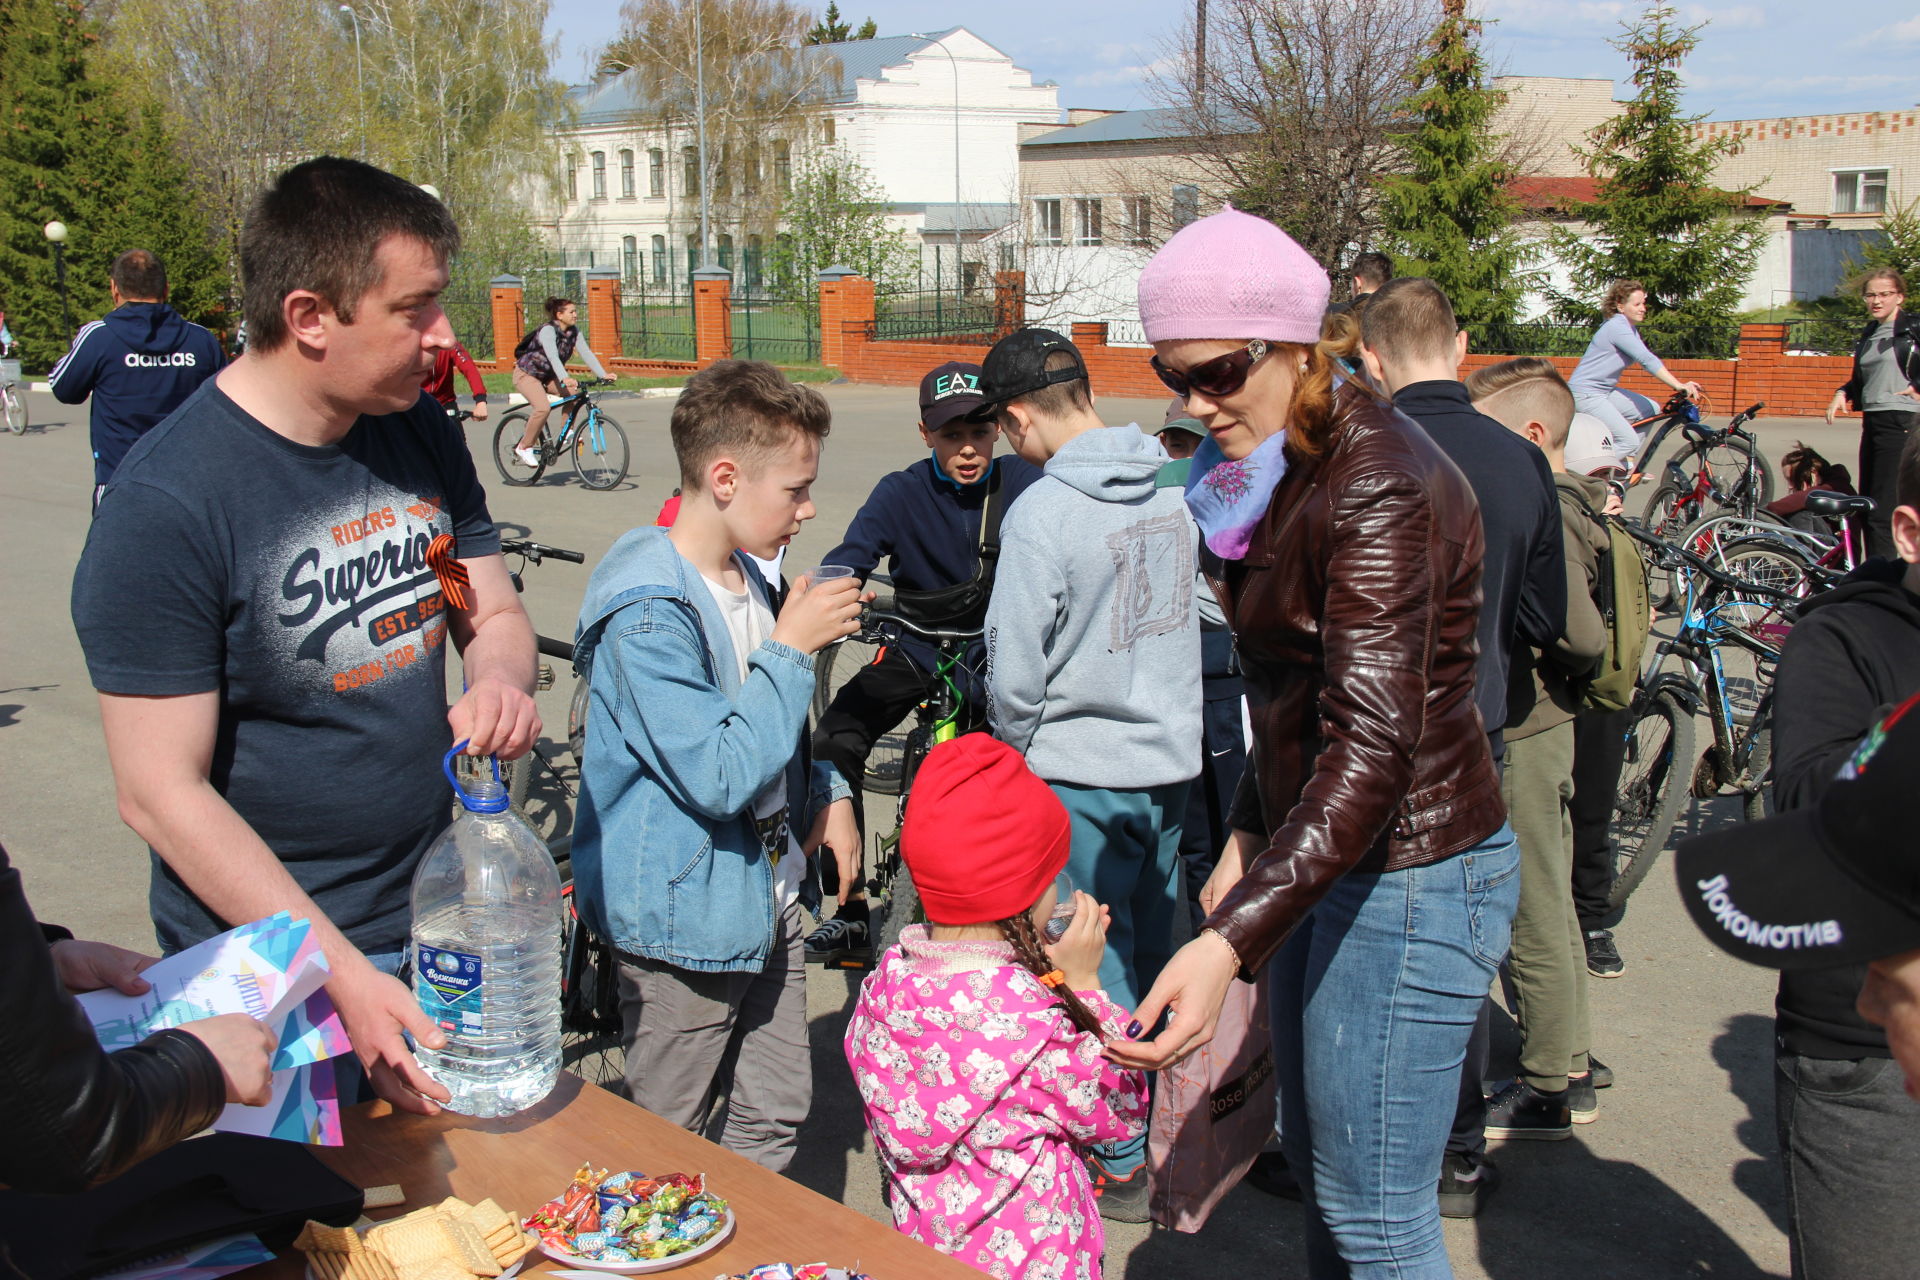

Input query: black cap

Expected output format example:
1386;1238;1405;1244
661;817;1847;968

918;361;986;430
1675;690;1920;971
966;328;1088;421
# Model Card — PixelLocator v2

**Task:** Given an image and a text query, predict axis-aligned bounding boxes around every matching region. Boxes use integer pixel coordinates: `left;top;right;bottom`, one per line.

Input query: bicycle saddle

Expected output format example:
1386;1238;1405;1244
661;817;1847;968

1801;491;1874;517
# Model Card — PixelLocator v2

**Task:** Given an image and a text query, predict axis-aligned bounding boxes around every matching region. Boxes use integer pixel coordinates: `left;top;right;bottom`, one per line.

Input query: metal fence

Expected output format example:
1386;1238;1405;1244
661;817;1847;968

1780;317;1859;356
734;299;819;365
442;282;495;359
620;301;696;362
874;289;997;343
1467;320;1742;362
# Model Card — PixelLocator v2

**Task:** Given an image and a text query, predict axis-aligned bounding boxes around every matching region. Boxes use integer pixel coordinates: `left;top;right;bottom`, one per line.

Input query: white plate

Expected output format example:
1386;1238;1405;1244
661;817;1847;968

533;1207;735;1274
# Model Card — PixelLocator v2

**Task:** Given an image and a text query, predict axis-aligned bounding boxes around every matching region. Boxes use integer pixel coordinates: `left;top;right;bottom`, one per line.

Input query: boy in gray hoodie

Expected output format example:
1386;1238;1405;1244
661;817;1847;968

973;328;1201;1219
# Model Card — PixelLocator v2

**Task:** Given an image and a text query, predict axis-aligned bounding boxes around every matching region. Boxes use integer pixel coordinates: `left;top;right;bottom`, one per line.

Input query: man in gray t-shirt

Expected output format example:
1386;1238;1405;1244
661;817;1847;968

1827;272;1919;559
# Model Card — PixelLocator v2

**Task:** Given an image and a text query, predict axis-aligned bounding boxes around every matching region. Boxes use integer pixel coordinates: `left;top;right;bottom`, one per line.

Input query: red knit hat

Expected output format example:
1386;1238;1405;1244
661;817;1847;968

901;735;1071;925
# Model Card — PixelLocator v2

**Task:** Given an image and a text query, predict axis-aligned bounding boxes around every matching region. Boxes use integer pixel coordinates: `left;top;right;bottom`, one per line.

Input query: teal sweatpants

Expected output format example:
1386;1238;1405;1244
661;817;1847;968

1049;779;1189;1018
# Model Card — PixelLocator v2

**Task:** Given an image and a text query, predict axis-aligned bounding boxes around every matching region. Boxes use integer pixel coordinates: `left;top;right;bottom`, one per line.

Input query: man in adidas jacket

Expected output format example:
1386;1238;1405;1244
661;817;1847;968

50;249;224;508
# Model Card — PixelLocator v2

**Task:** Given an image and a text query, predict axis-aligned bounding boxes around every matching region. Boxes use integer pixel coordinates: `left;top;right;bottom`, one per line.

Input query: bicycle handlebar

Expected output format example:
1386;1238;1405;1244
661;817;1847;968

856;593;985;644
500;538;586;565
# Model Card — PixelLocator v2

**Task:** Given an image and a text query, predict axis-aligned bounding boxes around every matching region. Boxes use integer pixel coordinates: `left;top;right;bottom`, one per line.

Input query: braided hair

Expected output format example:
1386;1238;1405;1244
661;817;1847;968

996;910;1108;1039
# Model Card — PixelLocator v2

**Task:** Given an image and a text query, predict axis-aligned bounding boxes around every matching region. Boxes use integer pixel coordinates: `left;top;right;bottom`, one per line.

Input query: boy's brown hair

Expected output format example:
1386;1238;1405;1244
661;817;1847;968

671;359;831;489
1464;356;1576;452
997;349;1092;425
1360;277;1459;373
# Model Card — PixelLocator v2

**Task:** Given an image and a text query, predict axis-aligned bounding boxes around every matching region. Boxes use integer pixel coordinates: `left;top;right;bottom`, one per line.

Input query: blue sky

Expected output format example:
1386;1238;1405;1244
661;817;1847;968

545;0;1920;122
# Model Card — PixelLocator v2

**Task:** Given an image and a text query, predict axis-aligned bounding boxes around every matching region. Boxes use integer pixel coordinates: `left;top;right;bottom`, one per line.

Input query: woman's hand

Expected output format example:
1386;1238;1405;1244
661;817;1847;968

563;376;580;395
1198;827;1262;915
1825;390;1848;425
1680;380;1702;401
1104;929;1240;1070
49;939;158;994
1044;891;1110;992
179;1014;280;1107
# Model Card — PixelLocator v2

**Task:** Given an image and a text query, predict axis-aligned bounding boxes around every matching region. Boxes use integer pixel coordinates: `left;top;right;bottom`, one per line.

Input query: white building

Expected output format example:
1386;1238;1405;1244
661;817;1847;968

544;28;1059;297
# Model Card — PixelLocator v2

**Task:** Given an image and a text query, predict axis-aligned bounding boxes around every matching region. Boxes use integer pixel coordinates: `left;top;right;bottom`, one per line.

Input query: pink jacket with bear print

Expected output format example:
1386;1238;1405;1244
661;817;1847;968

843;926;1148;1280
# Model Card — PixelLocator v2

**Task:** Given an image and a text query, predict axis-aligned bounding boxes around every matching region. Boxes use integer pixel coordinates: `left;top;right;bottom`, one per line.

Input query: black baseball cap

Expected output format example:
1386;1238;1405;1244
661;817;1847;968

1676;690;1920;971
965;328;1088;422
918;361;986;430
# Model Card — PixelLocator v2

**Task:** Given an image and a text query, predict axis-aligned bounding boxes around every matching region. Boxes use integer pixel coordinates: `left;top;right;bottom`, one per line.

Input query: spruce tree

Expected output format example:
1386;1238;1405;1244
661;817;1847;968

1547;4;1765;355
1379;0;1530;339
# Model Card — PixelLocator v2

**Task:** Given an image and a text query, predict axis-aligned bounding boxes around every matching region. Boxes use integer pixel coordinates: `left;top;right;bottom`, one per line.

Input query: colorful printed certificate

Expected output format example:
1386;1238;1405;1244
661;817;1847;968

79;913;351;1144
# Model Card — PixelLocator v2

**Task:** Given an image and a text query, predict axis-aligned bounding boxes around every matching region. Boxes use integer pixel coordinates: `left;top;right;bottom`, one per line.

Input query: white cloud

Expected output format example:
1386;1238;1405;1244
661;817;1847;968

1869;13;1920;43
1072;58;1175;89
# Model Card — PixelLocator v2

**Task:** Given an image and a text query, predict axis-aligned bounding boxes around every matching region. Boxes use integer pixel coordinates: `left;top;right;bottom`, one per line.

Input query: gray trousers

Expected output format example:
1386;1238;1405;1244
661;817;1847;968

616;898;811;1173
1776;1051;1920;1280
1504;721;1592;1090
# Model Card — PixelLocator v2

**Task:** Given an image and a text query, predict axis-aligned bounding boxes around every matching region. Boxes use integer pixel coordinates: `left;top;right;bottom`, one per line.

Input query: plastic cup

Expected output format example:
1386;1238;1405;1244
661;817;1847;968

806;564;856;587
1043;870;1079;943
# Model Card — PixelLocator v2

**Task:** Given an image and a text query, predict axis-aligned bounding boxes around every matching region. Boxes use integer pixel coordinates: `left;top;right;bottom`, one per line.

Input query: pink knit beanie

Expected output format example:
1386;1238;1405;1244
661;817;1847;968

1138;206;1330;344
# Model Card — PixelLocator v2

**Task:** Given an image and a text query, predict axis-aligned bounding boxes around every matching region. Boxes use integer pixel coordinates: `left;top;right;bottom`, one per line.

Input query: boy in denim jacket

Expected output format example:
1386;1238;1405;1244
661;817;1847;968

570;360;863;1172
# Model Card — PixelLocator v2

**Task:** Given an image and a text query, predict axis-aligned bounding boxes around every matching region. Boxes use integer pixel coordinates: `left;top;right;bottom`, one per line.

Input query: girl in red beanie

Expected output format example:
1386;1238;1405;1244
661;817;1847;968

844;735;1148;1279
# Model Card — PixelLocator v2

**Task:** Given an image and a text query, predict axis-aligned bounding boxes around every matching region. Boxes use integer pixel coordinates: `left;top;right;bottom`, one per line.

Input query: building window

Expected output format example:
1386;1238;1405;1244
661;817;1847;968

566;157;577;202
821;116;835;146
718;233;734;272
1172;184;1199;229
774;140;792;194
622;235;638;281
619;150;635;198
591;151;607;200
648;148;664;197
1124;196;1152;246
1034;198;1063;246
1833;169;1889;215
650;235;666;284
1075;198;1103;246
683;147;700;196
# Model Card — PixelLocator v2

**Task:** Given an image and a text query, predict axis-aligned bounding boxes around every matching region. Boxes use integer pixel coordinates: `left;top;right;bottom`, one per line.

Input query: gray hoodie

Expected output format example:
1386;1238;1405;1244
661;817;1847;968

986;424;1202;789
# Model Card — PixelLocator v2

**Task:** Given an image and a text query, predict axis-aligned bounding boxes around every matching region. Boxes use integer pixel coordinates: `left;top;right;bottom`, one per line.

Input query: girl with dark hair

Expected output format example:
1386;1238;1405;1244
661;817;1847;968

1825;269;1920;558
1566;279;1701;461
508;295;611;469
845;735;1147;1280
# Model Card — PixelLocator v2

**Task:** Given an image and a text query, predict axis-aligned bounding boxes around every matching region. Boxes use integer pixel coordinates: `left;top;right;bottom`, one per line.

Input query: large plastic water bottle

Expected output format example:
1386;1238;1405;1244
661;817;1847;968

410;743;563;1117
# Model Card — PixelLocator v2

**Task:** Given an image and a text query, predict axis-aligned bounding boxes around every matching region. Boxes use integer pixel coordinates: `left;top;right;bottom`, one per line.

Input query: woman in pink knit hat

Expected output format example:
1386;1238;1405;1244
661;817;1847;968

1108;208;1519;1278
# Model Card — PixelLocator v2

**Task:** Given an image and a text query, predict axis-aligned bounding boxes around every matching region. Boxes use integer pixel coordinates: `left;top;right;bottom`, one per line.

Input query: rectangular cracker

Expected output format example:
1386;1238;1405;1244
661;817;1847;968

462;1198;512;1236
309;1252;346;1280
490;1231;535;1268
444;1221;502;1277
433;1195;474;1219
365;1215;454;1266
363;1185;406;1210
297;1223;366;1255
339;1253;399;1280
394;1258;470;1280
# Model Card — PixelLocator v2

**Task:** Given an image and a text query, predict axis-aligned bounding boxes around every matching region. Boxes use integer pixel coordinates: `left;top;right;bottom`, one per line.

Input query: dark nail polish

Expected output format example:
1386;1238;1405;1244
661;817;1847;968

1126;1020;1143;1038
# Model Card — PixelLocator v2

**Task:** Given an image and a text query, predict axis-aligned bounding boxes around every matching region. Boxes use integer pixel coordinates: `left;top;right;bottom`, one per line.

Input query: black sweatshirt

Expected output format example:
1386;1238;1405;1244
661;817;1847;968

1771;565;1920;1059
1393;381;1566;754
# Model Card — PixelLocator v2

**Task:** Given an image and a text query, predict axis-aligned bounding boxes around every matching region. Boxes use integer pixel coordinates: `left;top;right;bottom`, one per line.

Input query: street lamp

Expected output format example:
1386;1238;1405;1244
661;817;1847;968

340;5;365;154
913;33;964;301
43;220;70;339
693;0;711;273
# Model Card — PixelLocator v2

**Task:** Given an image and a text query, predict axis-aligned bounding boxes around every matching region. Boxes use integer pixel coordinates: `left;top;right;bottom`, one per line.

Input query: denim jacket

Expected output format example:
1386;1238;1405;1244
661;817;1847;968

570;527;848;972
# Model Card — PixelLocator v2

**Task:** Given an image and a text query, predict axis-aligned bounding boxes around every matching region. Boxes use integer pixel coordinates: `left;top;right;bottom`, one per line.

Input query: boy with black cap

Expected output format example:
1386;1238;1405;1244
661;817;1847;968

805;360;1043;962
976;327;1201;1221
1680;431;1920;1280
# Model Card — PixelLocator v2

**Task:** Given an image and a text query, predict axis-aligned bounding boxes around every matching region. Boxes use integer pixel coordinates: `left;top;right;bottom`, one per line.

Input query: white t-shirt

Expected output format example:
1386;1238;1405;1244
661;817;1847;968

701;571;804;909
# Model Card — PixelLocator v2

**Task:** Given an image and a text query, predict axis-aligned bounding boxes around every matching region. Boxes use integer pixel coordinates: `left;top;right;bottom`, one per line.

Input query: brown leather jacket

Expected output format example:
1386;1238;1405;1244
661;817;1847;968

1206;383;1506;976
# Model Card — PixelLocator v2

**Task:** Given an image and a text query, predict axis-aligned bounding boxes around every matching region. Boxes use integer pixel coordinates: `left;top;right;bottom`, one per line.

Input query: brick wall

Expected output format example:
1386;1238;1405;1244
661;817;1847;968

481;277;699;379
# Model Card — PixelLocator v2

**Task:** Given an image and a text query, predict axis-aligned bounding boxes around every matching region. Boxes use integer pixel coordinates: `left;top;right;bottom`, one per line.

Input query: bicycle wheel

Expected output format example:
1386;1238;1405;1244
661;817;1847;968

492;410;546;486
811;632;909;797
559;880;624;1090
2;384;26;434
1607;688;1697;914
1639;479;1701;541
567;677;589;767
572;409;630;490
1698;435;1773;511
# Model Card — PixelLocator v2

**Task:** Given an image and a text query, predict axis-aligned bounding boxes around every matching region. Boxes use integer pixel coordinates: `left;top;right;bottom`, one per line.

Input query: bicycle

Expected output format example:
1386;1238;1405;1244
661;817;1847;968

490;378;630;491
1607;521;1797;911
812;588;985;967
811;573;909;796
1;348;27;435
1637;401;1771;541
496;537;590;829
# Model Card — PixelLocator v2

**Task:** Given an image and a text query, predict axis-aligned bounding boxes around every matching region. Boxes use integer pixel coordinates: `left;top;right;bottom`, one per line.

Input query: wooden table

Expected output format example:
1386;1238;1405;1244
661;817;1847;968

244;1073;981;1279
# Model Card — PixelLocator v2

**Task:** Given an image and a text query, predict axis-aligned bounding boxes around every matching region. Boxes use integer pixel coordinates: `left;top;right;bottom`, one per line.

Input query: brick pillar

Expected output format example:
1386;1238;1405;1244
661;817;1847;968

994;270;1026;337
818;271;875;373
1071;320;1110;349
489;275;524;367
1736;322;1787;415
692;267;733;366
585;269;622;365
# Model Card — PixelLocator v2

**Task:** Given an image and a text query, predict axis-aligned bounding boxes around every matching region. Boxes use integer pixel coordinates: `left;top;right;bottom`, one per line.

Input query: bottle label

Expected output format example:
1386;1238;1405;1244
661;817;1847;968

416;944;484;1036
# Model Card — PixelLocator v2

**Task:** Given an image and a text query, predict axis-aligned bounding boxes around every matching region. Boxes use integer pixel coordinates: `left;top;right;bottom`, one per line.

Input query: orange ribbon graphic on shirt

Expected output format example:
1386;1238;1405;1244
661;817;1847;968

425;533;470;611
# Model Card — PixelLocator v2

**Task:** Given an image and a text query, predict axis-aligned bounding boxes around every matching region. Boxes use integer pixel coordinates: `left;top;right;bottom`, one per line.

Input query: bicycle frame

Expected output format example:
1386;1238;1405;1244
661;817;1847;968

1658;552;1786;798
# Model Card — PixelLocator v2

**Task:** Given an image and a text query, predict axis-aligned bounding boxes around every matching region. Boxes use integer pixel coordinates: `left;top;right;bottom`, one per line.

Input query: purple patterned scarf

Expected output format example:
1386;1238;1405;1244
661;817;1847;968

1182;429;1290;560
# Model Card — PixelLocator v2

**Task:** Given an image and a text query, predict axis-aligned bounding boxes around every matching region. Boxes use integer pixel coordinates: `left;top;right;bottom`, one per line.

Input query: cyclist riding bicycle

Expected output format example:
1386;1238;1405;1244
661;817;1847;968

804;360;1043;959
423;338;490;421
509;296;609;469
1567;278;1702;458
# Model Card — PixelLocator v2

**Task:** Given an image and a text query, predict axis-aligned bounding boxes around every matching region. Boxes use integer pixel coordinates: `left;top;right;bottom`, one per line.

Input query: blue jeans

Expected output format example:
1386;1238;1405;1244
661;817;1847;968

1573;387;1658;461
1052;779;1188;1176
1272;825;1520;1278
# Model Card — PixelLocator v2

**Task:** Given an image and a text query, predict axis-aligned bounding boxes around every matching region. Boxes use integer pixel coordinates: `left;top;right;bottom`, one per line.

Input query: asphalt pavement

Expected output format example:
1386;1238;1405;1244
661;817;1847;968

1;380;1860;1278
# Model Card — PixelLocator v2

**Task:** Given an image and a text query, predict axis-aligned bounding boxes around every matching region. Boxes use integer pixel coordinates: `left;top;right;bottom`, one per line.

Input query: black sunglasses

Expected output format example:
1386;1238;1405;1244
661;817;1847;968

1151;340;1270;399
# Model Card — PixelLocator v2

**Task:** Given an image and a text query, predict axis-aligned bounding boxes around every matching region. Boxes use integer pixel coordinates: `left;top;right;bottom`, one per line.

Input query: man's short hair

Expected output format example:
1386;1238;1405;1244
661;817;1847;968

999;350;1091;426
671;359;832;489
1464;356;1576;452
240;157;459;353
111;250;167;300
1361;277;1458;373
1899;429;1920;512
1350;251;1393;291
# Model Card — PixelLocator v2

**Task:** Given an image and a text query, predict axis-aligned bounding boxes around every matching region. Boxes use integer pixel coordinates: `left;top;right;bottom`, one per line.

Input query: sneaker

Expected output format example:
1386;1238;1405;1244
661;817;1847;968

514;445;541;468
1585;928;1626;978
1483;1080;1573;1141
1437;1152;1500;1219
1587;1054;1614;1089
1088;1157;1151;1223
1566;1072;1598;1124
1242;1150;1302;1201
803;915;867;963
